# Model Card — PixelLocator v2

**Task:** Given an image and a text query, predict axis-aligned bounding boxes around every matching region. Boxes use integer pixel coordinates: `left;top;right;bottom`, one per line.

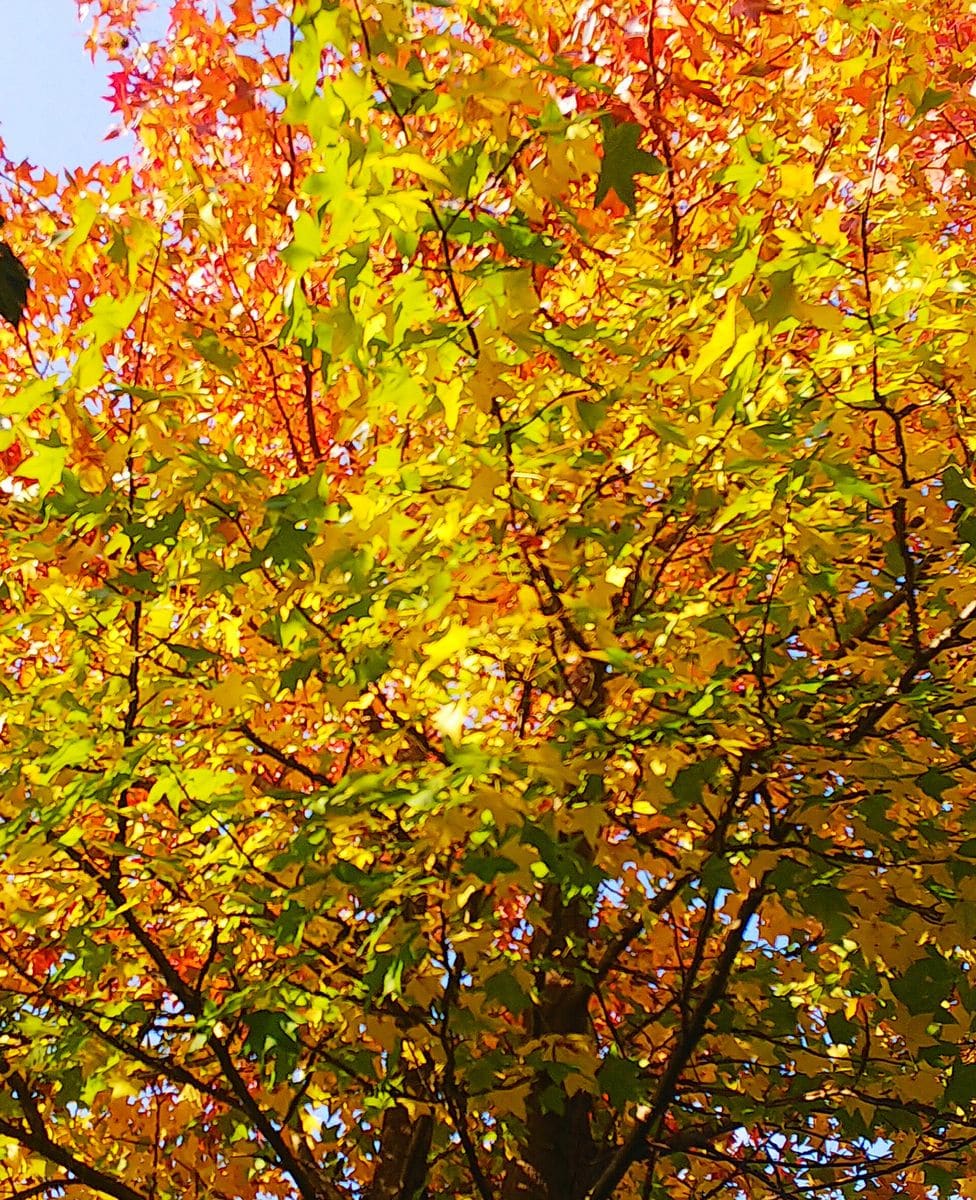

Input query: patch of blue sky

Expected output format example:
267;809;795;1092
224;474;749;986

3;3;291;173
2;0;130;170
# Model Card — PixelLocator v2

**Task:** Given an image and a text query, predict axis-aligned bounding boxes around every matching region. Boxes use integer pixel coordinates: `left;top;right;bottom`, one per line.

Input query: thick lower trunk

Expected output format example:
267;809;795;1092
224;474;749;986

368;1099;433;1200
502;1085;596;1199
503;881;600;1200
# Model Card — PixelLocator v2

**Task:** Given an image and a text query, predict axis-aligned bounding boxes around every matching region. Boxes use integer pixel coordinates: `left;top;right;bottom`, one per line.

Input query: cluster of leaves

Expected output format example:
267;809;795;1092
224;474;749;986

1;0;976;1198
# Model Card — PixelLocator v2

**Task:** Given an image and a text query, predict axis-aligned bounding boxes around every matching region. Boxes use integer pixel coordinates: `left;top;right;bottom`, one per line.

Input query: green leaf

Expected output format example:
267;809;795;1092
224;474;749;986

463;852;518;882
943;465;976;508
820;461;881;506
83;292;143;345
915;87;952;117
670;758;721;809
919;769;954;800
598;1056;644;1107
170;643;220;667
594;119;664;212
243;1010;299;1083
479;214;563;265
483;968;531;1013
890;953;955;1015
279;654;319;693
0;241;29;327
186;329;240;378
281;211;323;274
128;504;186;551
945;1061;976;1107
19;441;67;496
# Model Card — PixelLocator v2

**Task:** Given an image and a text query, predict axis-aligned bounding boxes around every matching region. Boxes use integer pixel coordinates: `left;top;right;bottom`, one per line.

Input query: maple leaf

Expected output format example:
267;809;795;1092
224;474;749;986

594;117;665;211
0;239;28;327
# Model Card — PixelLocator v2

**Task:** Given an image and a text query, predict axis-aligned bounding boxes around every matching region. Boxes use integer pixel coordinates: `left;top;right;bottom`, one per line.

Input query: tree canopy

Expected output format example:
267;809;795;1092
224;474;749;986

1;0;976;1197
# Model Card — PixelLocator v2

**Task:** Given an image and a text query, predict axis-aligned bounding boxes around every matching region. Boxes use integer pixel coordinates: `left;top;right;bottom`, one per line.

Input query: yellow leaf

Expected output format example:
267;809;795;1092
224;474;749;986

692;298;737;380
383;151;449;188
780;162;815;196
487;1081;532;1121
210;669;253;710
347;492;375;526
432;701;466;742
418;625;469;680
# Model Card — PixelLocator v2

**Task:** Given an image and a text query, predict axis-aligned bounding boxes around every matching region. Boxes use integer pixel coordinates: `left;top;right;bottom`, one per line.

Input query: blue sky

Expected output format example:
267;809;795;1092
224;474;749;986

0;0;154;170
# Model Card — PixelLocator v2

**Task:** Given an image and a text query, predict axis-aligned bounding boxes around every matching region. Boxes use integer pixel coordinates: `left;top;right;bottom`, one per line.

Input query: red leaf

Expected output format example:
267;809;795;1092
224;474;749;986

673;76;724;107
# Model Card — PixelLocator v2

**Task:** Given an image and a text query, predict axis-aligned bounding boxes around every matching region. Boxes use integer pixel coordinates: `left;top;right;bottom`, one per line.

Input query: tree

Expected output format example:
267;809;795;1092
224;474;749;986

1;0;976;1196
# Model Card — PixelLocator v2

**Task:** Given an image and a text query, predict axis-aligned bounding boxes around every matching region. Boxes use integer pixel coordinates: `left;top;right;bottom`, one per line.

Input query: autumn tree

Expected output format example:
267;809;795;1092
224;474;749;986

2;0;976;1197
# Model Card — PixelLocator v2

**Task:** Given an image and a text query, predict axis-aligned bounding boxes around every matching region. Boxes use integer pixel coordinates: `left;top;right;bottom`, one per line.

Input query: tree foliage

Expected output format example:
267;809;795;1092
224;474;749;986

1;0;976;1197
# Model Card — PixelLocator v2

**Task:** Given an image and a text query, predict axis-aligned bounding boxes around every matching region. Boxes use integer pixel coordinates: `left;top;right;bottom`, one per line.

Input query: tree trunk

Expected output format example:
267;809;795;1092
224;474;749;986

368;1097;433;1200
502;883;599;1199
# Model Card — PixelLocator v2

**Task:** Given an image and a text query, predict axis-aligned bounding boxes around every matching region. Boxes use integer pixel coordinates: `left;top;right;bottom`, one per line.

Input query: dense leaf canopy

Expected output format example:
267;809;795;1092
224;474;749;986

1;0;976;1198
